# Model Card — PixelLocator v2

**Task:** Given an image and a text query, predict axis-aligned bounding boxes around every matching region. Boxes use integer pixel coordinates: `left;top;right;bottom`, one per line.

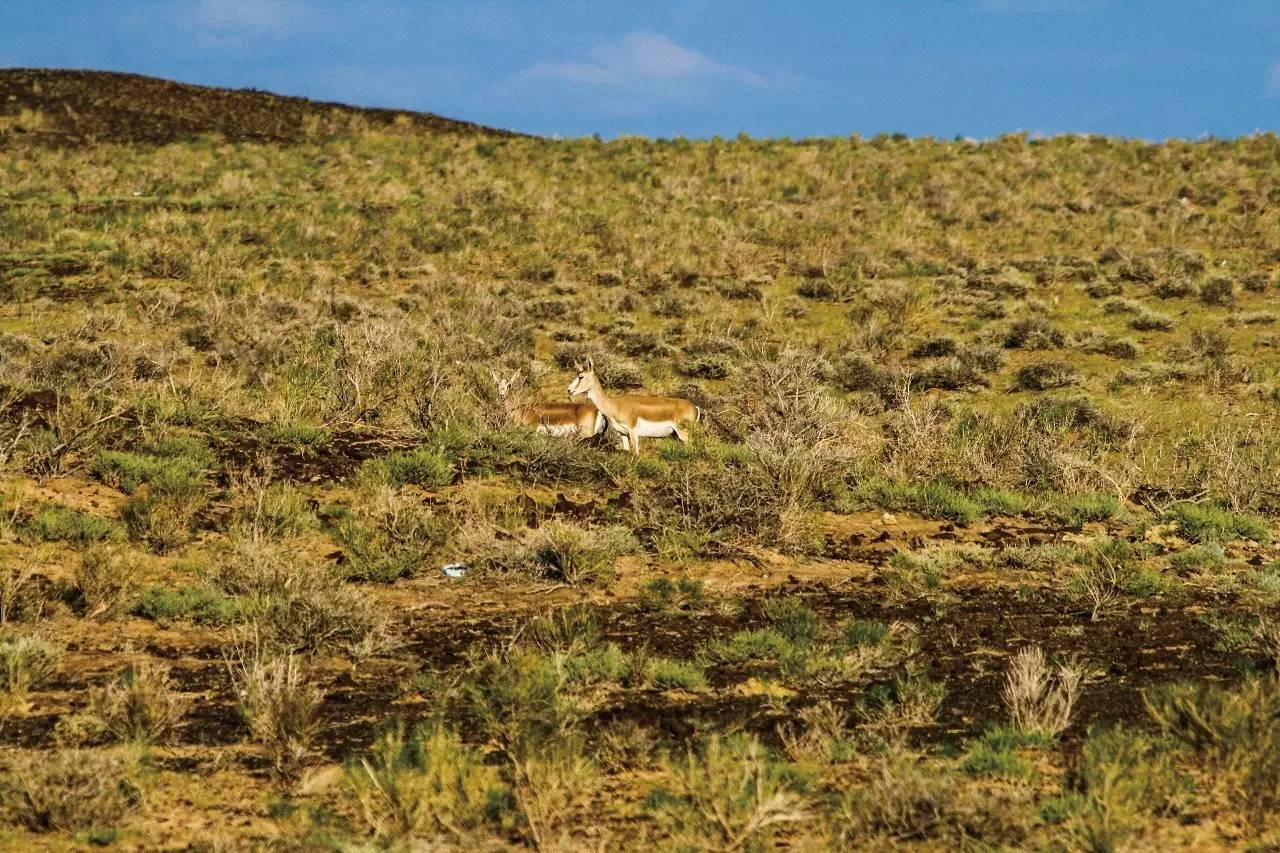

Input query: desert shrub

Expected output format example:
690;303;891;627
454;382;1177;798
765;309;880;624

359;447;453;489
1164;501;1269;543
959;726;1047;780
229;650;324;775
644;658;707;691
837;748;954;841
762;597;820;645
0;632;63;699
86;659;188;745
729;347;871;512
649;735;807;851
532;520;635;585
207;540;390;657
345;722;503;844
1128;307;1174;331
131;585;240;626
0;570;43;637
331;487;455;582
882;547;959;598
778;700;857;765
74;545;137;618
1048;492;1121;527
25;503;118;544
1013;360;1078;391
1199;276;1235;306
1070;726;1189;851
508;739;599;849
0;748;143;832
1003;317;1064;349
230;475;315;539
638;577;705;612
120;461;208;553
1167;542;1226;572
1002;647;1085;738
461;647;582;755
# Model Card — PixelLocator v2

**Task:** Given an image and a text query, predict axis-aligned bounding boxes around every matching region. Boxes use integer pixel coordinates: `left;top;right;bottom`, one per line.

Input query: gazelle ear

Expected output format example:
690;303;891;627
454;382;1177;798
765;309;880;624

586;355;595;371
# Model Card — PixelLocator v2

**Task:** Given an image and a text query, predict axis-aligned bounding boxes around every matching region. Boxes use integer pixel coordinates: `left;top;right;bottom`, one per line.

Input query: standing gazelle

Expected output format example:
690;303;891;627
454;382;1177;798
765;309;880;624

494;369;605;439
567;363;700;454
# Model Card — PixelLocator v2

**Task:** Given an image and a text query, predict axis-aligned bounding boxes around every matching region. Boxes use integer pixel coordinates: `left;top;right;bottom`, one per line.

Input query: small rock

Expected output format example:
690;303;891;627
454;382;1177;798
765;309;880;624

881;512;898;525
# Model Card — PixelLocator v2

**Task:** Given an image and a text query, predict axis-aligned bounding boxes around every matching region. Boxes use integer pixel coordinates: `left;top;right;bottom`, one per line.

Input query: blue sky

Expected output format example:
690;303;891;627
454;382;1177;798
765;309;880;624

2;1;1277;139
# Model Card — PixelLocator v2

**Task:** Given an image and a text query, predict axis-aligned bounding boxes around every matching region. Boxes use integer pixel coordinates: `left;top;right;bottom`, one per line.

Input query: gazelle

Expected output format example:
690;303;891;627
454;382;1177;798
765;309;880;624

494;369;604;439
567;364;700;454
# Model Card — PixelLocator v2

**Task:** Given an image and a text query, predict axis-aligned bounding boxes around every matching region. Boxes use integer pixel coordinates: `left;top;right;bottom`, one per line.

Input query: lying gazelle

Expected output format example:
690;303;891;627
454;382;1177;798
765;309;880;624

567;362;700;454
494;369;605;439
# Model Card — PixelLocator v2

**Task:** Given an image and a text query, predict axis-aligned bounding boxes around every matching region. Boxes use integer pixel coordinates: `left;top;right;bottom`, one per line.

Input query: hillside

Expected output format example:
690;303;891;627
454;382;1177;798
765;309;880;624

0;86;1279;847
0;68;519;146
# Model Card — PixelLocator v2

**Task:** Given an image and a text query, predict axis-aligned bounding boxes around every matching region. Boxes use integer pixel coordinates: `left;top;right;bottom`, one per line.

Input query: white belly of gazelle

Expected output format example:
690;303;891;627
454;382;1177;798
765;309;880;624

633;418;675;438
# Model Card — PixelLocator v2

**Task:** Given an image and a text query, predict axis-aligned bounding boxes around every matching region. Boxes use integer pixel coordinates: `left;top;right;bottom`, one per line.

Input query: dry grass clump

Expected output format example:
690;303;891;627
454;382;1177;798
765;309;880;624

345;721;502;844
228;648;324;775
206;536;393;658
74;545;138;618
0;748;144;833
85;659;188;745
0;631;63;710
1003;646;1085;738
650;734;808;852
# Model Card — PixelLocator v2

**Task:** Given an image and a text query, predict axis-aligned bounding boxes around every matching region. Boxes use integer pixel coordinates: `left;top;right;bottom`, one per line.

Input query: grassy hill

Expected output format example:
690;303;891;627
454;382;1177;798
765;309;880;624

0;77;1279;847
0;68;519;146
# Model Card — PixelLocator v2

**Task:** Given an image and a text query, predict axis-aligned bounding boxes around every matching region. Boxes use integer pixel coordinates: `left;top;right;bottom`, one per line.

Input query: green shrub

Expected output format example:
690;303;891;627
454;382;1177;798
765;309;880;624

462;648;582;754
345;722;503;843
564;643;630;686
649;735;806;851
1165;502;1269;543
645;658;707;691
960;726;1050;780
360;447;453;488
638;577;705;612
762;597;820;645
1049;492;1121;527
121;461;209;553
26;503;118;544
131;585;240;625
843;619;890;647
707;629;797;664
1168;542;1227;572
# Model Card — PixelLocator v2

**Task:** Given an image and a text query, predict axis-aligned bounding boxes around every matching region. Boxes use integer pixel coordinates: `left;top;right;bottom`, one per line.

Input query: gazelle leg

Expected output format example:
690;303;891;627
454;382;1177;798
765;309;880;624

631;433;641;455
618;433;630;452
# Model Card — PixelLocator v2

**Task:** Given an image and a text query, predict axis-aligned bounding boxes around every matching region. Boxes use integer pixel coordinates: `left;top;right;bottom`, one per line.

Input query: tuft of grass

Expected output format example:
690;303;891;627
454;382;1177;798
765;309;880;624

229;651;324;776
1048;492;1121;527
25;503;118;544
1164;502;1269;544
86;659;188;745
359;447;453;489
344;721;503;844
0;748;144;833
638;577;704;612
132;585;240;626
649;735;807;851
0;632;64;704
644;658;707;691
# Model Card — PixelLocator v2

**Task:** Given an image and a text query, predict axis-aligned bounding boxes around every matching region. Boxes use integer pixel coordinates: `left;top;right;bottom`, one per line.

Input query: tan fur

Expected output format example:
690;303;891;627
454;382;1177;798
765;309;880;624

567;368;698;455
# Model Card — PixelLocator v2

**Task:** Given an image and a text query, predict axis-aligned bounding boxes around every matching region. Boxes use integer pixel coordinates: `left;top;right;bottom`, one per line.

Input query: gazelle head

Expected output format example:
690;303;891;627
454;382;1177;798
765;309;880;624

567;359;599;399
490;368;522;404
